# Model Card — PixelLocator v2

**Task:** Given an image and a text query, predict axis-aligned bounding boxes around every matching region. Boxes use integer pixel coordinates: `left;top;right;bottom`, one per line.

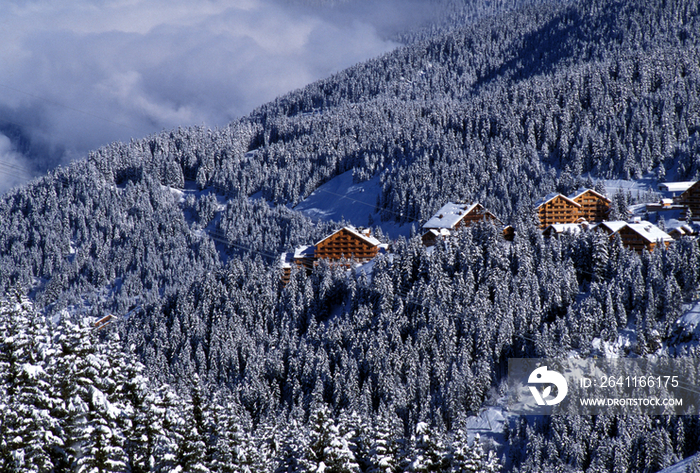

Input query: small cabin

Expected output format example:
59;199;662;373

613;222;673;252
94;314;114;330
668;223;700;240
502;225;515;242
421;228;451;247
421;202;503;246
280;245;315;284
535;193;582;229
423;202;502;231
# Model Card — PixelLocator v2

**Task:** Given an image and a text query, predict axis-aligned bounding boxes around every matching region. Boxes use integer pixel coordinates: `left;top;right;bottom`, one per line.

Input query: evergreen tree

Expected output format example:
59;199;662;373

451;431;500;473
369;414;400;473
0;293;62;473
409;422;447;473
303;406;359;473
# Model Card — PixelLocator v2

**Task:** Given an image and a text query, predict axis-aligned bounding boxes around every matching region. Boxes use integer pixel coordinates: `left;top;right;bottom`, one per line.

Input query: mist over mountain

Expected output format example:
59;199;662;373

2;0;700;471
0;0;453;193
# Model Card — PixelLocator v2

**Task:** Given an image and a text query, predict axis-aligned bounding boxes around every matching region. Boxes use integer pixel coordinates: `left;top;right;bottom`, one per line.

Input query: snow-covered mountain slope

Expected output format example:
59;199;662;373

2;0;700;471
293;169;414;239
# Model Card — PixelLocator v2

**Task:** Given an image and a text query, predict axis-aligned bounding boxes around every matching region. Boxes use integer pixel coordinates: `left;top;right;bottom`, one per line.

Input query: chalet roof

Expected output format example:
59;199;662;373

422;228;452;238
280;252;293;269
543;223;584;235
422;202;481;229
568;188;611;203
658;181;696;193
294;245;315;258
594;221;627;233
621;222;673;244
280;245;315;268
667;222;700;236
423;228;452;237
315;226;381;247
680;180;700;196
534;192;581;209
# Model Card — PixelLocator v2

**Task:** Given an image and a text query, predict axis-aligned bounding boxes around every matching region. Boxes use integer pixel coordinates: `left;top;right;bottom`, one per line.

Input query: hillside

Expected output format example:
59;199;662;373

2;0;700;471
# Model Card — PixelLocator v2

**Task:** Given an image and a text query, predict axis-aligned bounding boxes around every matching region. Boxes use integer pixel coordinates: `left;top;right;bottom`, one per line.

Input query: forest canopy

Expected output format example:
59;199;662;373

2;0;700;471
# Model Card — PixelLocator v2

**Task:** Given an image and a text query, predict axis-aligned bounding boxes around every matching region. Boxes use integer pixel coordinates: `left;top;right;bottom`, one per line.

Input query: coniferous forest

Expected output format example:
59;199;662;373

2;0;700;471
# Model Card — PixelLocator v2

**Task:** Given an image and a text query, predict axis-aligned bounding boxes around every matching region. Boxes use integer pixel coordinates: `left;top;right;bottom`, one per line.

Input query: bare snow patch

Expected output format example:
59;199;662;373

294;170;413;239
591;328;636;357
668;300;700;345
657;454;700;473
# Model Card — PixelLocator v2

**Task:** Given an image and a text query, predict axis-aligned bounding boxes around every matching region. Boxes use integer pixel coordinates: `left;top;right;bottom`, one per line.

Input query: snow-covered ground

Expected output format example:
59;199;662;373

602;177;658;198
464;407;506;438
591;328;636;357
658;454;700;473
458;407;509;461
294;170;414;239
667;300;700;350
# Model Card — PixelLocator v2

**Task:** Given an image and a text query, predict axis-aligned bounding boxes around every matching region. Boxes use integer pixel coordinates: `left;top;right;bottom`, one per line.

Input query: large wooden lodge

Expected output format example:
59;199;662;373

535;188;610;229
314;227;381;262
281;226;386;284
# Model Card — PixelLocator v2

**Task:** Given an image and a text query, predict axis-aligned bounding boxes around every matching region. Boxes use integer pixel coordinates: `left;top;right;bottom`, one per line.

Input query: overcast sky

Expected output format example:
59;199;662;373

0;0;438;194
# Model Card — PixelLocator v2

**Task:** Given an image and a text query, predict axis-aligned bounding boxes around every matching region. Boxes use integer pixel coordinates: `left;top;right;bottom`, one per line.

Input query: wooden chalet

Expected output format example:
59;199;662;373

645;199;678;211
280;227;384;284
613;222;673;252
423;202;502;230
421;202;503;246
535;193;582;229
421;228;451;247
568;188;610;223
502;225;515;242
280;245;314;285
535;188;612;229
675;181;700;220
94;314;114;330
668;223;700;240
314;227;382;262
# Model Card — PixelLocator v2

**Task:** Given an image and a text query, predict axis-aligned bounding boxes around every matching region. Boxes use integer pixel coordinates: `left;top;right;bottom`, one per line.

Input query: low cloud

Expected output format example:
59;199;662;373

0;0;437;192
0;134;34;195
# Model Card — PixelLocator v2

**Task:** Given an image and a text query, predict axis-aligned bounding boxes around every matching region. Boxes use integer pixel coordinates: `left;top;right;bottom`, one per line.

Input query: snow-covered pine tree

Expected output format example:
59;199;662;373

209;397;255;473
303;405;359;473
0;293;62;472
151;385;186;473
368;412;402;473
338;411;372;473
275;419;306;473
75;415;127;473
409;422;448;473
63;324;129;473
450;431;501;473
